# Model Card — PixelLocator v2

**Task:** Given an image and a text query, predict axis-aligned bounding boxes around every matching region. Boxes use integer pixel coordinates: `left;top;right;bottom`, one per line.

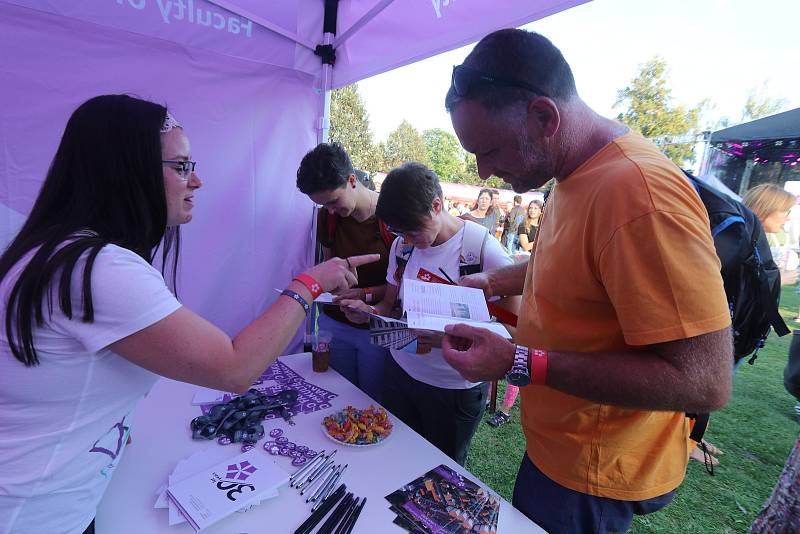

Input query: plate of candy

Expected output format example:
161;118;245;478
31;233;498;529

322;405;393;447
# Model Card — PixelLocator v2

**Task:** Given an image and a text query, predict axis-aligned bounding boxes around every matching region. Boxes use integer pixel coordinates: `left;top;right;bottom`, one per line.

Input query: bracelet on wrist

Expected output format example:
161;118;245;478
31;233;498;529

530;348;548;385
281;289;311;316
293;273;322;299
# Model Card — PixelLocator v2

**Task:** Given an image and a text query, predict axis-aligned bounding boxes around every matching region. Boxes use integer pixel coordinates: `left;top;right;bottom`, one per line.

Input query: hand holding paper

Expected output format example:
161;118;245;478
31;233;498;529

441;323;517;382
402;280;511;339
337;298;372;324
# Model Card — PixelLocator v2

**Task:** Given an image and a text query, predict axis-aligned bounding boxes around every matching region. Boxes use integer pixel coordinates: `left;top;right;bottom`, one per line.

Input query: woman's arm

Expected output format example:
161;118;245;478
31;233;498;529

110;255;379;393
519;231;532;252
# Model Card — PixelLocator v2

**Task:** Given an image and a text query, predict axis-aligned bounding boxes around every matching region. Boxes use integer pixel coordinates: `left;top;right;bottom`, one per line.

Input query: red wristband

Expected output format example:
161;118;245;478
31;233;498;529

530;349;548;385
293;273;323;299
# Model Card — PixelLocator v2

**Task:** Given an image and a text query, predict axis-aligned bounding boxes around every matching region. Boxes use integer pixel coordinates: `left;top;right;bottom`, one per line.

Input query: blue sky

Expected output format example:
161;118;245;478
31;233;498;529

358;0;799;142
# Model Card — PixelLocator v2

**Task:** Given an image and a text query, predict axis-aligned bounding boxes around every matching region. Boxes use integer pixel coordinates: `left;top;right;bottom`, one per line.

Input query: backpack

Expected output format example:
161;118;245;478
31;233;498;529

685;171;789;362
684;171;790;455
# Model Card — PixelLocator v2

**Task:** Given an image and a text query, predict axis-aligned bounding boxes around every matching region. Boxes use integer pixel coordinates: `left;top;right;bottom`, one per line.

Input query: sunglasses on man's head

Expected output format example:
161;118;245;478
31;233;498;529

450;64;550;99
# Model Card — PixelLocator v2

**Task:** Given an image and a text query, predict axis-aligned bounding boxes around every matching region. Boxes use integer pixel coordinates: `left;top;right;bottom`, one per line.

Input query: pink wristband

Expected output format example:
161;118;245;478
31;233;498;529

293;273;323;299
530;349;548;385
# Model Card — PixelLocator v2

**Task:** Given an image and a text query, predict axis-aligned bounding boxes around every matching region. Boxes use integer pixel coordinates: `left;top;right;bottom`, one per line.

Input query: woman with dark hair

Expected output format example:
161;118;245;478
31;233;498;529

517;199;543;253
0;95;376;534
466;188;498;233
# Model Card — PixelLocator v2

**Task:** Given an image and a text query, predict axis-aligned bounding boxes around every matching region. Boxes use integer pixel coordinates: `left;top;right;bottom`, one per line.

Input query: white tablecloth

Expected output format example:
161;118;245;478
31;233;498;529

96;353;544;533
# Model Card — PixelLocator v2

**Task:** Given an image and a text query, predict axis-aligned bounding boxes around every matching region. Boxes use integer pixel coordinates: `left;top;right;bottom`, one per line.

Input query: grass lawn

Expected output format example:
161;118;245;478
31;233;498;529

466;286;800;533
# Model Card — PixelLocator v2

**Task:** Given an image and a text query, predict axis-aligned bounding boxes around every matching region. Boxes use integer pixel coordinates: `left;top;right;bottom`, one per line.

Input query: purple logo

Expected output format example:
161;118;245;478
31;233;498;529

90;418;129;461
226;460;257;481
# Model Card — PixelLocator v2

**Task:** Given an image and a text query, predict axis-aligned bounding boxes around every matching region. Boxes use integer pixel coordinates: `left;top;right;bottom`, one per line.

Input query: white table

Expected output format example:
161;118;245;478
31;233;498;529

96;353;544;533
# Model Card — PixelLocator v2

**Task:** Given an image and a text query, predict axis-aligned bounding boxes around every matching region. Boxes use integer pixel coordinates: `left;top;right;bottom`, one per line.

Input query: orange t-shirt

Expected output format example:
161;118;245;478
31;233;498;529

516;131;730;501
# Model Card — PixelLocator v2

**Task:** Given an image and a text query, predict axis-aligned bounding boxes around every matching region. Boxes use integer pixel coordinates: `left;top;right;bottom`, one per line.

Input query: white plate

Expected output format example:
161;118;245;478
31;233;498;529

320;409;392;447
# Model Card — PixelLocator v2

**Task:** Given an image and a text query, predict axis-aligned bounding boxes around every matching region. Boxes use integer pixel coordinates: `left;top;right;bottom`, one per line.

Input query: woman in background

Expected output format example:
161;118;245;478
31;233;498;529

466;188;498;234
743;184;795;276
517;199;543;253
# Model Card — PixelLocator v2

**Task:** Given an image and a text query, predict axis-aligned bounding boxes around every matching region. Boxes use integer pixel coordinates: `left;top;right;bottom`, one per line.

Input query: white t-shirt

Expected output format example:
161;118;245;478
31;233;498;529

0;244;182;534
385;222;512;389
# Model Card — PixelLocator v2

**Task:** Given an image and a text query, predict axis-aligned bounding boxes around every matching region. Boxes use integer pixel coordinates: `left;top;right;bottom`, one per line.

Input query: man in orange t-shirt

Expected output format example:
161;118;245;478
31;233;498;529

441;29;733;534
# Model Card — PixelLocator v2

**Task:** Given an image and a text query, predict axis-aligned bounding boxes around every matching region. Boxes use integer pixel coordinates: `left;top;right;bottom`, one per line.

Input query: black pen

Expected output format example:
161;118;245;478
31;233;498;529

293;483;346;534
332;496;360;534
438;267;456;285
342;497;366;534
316;492;354;534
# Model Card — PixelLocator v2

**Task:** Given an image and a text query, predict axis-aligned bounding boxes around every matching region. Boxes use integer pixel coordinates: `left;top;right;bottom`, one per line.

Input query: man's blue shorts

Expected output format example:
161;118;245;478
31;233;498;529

512;453;675;534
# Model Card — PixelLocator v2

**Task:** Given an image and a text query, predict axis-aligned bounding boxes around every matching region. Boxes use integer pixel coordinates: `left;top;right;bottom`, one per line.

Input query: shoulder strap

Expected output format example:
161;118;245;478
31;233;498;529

378;220;394;249
459;220;489;277
711;215;745;238
326;211;338;245
391;236;414;312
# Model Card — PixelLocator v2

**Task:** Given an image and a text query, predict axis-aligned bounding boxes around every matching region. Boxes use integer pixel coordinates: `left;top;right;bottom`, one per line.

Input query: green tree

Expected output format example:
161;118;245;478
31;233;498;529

742;83;788;122
614;57;705;166
384;120;430;169
422;128;464;181
329;84;382;174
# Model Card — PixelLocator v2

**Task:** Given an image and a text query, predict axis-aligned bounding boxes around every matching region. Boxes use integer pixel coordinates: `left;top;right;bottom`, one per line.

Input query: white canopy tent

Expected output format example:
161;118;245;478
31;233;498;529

0;0;587;348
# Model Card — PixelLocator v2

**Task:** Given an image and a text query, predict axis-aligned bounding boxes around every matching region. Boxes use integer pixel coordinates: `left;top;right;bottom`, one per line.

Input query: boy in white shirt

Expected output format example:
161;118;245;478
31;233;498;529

340;162;516;464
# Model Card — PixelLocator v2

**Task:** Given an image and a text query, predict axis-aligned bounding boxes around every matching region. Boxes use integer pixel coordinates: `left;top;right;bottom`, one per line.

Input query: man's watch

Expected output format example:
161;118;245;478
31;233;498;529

506;345;531;387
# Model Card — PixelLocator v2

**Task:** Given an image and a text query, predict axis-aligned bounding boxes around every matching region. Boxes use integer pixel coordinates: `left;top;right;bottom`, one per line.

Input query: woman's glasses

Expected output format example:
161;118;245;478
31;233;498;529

450;64;550;99
162;159;197;180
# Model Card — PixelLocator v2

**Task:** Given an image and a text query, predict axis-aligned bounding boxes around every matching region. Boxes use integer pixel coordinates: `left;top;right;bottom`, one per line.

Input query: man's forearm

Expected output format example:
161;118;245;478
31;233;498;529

545;330;732;413
489;262;528;296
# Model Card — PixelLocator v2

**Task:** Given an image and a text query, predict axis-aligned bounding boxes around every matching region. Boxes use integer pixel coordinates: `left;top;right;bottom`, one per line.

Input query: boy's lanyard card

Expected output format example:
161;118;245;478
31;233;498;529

416;268;518;328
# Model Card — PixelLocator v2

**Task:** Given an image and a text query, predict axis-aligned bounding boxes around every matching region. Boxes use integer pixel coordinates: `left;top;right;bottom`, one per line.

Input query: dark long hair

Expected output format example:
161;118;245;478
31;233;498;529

521;199;543;233
472;188;495;216
0;95;180;366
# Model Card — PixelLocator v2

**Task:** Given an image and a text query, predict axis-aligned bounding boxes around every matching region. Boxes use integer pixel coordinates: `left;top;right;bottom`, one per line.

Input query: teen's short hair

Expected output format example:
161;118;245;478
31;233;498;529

296;142;354;195
445;29;577;112
377;163;443;232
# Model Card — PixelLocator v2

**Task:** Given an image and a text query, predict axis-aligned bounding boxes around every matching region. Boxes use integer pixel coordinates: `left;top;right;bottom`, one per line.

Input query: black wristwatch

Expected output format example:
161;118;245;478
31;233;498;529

506;345;531;387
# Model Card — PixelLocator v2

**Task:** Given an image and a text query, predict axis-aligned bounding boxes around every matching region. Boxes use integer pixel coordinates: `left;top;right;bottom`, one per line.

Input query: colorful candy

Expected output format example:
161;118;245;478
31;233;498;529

323;405;393;445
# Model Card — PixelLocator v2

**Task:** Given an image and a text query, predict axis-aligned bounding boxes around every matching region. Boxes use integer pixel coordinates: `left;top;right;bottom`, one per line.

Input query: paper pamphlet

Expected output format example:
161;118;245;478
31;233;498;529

402;279;510;339
166;448;287;531
156;447;278;525
314;292;336;304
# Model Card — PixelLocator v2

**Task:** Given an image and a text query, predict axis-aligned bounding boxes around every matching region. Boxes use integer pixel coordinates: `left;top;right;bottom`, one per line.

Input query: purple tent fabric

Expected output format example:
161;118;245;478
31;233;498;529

0;0;587;348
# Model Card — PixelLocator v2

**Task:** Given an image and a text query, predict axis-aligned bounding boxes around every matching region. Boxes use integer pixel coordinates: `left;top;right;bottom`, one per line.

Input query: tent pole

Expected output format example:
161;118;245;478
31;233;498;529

333;0;396;48
305;0;340;352
206;0;317;51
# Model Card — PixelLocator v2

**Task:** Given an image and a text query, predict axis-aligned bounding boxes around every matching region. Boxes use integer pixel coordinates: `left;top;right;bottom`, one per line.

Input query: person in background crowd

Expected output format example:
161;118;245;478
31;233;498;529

491;189;505;237
748;330;800;533
448;201;462;217
517;199;543;253
442;29;732;533
743;184;796;281
466;188;499;234
355;168;376;191
743;183;800;436
296;143;391;402
339;163;517;466
501;195;525;254
0;95;376;534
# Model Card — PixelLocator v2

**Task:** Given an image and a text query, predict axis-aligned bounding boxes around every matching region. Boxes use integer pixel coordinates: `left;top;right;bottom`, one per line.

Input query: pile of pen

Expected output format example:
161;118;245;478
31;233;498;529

291;449;366;534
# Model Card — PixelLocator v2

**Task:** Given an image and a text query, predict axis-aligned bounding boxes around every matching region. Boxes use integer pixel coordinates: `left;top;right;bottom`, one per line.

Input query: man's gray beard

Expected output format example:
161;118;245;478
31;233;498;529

514;135;549;193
